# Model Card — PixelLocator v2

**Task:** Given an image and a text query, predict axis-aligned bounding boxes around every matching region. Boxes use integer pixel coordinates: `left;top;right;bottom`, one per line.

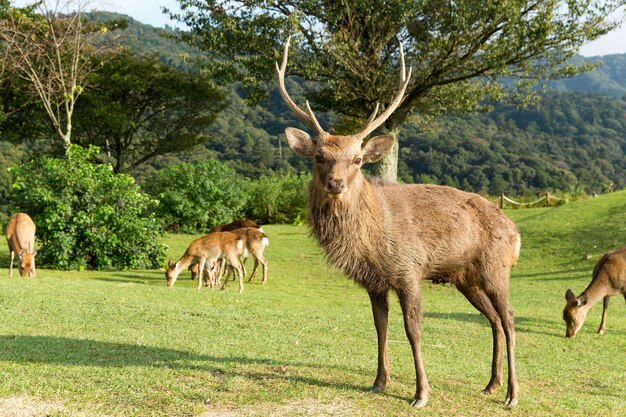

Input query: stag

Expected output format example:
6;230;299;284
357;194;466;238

5;213;37;277
563;246;626;337
276;37;520;407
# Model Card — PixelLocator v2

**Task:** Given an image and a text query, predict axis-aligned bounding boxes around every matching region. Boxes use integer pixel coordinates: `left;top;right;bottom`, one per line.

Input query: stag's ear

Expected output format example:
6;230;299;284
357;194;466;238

577;295;588;307
565;289;575;302
284;127;316;159
362;135;394;163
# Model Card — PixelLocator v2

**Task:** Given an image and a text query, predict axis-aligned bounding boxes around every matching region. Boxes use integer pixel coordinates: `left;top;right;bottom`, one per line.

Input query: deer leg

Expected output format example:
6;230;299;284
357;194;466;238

220;265;232;290
368;290;390;393
227;254;245;293
457;284;504;395
248;257;260;282
488;292;519;407
196;258;207;290
397;286;430;407
597;296;609;335
240;256;247;279
8;250;14;277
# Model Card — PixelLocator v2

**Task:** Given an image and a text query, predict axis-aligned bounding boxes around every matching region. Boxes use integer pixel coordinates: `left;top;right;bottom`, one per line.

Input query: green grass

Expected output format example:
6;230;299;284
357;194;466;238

1;192;625;416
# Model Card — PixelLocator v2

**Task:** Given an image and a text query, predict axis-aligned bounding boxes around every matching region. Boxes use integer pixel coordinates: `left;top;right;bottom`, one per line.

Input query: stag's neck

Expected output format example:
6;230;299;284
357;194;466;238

307;176;390;289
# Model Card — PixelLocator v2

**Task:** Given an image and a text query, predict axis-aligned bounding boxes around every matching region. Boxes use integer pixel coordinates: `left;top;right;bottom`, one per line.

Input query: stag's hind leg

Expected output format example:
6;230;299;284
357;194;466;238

456;283;504;395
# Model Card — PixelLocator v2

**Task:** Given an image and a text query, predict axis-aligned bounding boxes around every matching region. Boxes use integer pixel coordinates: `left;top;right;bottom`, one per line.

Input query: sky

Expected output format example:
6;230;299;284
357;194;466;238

13;0;626;57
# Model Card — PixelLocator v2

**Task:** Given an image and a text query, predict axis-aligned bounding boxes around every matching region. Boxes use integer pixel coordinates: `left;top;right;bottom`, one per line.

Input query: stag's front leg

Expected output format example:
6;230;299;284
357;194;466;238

368;289;390;393
397;285;430;407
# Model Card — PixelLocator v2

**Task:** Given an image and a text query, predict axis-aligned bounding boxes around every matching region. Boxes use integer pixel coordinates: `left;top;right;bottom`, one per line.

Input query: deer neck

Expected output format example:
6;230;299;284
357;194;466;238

579;278;610;309
307;174;388;285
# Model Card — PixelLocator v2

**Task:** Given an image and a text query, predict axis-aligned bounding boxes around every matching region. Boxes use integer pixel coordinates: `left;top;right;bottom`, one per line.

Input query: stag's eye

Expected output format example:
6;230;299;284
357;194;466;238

314;154;324;164
354;157;362;165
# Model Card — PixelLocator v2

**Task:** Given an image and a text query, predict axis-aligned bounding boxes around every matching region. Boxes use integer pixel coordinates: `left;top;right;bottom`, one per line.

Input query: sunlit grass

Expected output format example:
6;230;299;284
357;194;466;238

0;191;625;416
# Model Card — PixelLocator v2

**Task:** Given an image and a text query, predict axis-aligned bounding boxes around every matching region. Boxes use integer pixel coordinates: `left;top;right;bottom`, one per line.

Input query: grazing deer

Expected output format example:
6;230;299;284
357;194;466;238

166;231;246;292
190;228;270;287
563;246;626;337
5;213;37;277
276;37;520;407
226;227;269;284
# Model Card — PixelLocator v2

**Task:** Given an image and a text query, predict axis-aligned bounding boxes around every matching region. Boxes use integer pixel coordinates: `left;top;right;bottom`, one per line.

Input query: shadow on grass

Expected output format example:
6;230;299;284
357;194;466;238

0;335;375;395
513;267;591;281
424;312;563;337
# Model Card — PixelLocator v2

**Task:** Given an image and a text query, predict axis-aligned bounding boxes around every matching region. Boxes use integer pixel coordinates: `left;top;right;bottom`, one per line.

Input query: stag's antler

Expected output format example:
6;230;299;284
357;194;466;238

354;42;411;141
276;36;325;136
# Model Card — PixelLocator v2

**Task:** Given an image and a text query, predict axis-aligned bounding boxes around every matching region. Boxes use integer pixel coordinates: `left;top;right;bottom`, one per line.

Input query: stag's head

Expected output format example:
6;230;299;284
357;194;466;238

563;289;588;338
18;247;36;277
277;37;411;201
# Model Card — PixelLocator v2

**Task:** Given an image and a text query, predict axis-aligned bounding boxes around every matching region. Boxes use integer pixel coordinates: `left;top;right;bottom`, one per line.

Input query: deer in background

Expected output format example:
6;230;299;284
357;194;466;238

563;246;626;337
5;213;37;277
190;227;270;287
166;231;245;292
276;37;520;407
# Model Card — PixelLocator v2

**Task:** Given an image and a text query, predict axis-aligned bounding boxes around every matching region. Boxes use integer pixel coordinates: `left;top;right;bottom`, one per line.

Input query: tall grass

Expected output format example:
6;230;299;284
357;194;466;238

0;192;625;416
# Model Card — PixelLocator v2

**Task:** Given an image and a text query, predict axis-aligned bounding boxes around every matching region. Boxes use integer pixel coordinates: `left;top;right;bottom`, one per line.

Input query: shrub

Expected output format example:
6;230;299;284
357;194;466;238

9;145;166;270
243;173;311;224
142;160;249;232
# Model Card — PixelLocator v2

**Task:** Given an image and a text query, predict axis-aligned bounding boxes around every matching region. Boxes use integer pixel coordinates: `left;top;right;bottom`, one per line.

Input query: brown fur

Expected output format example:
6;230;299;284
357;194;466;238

210;219;261;233
166;231;245;292
5;213;37;277
563;246;626;337
277;41;520;407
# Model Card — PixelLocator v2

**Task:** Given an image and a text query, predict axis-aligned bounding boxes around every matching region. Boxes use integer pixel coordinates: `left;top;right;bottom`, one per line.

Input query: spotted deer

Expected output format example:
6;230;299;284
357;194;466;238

563;246;626;337
5;213;37;277
166;231;245;292
276;37;521;407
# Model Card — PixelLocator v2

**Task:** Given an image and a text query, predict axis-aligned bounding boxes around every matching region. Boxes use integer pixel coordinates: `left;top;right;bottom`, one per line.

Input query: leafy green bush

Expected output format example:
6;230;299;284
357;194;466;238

142;160;249;232
9;145;166;270
243;173;311;224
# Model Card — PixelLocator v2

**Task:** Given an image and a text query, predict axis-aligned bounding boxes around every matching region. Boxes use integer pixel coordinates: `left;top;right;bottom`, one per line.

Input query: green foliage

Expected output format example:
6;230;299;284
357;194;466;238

142;160;249;232
73;49;227;173
243;172;311;224
9;145;166;270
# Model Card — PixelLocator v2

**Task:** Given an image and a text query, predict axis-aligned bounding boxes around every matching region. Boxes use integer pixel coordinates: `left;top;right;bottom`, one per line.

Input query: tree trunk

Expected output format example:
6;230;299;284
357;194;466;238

376;129;398;181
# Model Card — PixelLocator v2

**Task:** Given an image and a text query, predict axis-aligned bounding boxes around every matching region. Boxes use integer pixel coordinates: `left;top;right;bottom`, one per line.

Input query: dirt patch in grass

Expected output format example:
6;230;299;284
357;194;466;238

200;398;354;417
0;396;65;417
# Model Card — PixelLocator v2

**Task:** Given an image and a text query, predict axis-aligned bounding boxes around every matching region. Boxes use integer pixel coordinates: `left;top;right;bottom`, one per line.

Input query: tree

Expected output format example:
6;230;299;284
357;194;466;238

167;0;625;180
0;0;122;147
72;49;227;173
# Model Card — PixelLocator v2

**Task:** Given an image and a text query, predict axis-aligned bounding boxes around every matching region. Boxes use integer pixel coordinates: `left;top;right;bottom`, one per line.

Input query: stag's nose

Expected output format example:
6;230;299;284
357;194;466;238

327;178;345;194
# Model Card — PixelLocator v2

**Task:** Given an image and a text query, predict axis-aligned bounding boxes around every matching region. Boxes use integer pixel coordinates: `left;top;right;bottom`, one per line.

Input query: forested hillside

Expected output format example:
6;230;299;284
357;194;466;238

1;13;625;201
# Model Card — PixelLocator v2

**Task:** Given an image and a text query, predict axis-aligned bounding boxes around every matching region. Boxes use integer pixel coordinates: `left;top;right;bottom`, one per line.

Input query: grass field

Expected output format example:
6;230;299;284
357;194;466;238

1;191;625;417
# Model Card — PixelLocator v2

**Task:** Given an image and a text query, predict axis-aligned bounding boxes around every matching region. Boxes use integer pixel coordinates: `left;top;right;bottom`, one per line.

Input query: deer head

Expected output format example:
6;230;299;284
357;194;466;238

18;247;37;277
277;37;411;201
563;289;588;338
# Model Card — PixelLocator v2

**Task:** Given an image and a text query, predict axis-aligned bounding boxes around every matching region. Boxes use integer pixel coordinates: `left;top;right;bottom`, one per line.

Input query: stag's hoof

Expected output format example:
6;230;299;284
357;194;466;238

597;329;606;335
409;398;427;408
368;386;384;394
504;397;519;407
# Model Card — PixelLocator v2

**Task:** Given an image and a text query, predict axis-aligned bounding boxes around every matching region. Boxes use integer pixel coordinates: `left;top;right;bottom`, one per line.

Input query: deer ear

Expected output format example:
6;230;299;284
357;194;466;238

362;135;394;163
284;127;316;159
565;289;575;302
577;295;588;307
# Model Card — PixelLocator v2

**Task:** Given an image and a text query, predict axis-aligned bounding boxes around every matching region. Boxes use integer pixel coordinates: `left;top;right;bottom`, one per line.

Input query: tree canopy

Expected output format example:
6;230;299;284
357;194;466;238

72;50;227;173
167;0;625;179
